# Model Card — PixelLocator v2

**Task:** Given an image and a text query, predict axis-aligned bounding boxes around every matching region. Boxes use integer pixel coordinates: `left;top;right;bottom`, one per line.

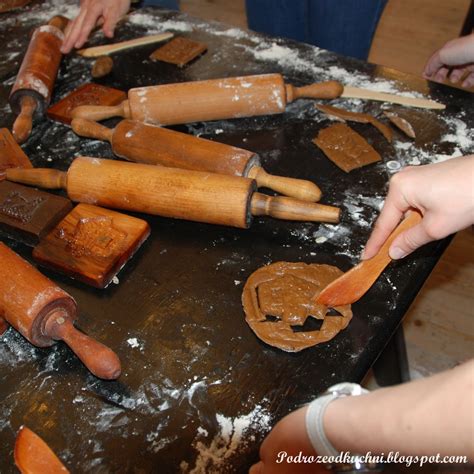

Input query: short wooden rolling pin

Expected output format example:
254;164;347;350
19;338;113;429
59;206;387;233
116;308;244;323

6;157;340;227
0;242;121;379
9;16;69;143
71;118;322;202
72;73;343;125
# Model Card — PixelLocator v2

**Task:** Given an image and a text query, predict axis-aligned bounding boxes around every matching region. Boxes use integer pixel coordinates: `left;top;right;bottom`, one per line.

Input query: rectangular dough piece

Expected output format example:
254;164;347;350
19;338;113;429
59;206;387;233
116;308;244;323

313;123;381;173
150;36;207;67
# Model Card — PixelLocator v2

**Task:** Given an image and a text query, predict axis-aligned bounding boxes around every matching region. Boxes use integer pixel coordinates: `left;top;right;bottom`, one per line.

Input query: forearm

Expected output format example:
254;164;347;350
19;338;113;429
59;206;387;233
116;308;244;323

324;360;474;459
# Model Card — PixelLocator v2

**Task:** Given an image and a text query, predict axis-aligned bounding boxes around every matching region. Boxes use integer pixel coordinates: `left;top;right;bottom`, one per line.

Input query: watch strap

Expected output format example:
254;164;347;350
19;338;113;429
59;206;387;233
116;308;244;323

305;393;340;457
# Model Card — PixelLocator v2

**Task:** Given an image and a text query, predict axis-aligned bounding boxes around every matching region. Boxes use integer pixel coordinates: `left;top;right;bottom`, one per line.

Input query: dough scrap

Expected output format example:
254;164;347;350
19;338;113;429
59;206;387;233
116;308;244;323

317;104;393;142
242;262;352;352
383;111;416;139
313;123;381;173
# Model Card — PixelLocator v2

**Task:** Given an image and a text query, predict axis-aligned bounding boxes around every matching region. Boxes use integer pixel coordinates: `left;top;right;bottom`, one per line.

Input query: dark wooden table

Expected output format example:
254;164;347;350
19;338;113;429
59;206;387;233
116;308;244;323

0;2;472;473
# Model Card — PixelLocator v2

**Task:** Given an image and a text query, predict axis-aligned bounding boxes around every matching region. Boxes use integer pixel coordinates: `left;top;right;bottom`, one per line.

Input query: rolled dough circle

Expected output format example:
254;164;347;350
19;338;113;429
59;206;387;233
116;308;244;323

242;262;352;352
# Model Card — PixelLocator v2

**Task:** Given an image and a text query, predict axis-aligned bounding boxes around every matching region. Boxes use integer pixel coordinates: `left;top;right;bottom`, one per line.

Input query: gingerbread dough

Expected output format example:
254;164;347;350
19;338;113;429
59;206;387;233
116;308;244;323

150;37;207;67
317;104;393;142
313;123;381;173
242;262;352;352
383;111;416;139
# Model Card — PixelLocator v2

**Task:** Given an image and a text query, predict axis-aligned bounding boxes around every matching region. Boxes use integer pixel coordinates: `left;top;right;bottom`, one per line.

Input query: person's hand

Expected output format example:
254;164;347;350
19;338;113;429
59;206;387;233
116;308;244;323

249;406;329;474
423;34;474;88
363;156;474;260
61;0;131;54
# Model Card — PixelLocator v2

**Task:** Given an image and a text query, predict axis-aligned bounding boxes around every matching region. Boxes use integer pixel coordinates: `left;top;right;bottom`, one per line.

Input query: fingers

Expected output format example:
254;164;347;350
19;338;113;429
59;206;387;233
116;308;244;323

362;178;410;260
102;8;121;38
389;221;433;259
73;4;104;49
462;71;474;88
423;51;443;79
61;8;88;53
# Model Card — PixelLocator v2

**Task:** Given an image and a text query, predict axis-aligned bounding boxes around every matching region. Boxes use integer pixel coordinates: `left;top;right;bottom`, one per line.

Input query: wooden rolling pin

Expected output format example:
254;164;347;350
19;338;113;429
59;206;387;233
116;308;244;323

6;157;340;227
72;73;343;124
0;242;121;379
9;16;69;143
71;118;322;202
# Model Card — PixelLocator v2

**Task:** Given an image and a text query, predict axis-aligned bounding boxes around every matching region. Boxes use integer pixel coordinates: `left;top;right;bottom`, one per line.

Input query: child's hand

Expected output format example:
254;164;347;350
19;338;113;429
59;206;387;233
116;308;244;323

423;34;474;88
61;0;131;54
363;156;474;260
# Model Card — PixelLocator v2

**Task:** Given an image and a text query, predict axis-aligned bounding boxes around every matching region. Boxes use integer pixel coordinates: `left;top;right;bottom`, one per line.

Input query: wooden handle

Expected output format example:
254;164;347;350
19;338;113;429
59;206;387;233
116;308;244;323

368;211;423;270
316;211;423;306
48;15;69;31
77;32;173;57
71;101;130;121
250;193;340;223
286;81;343;102
15;427;70;474
71;117;113;142
248;166;322;202
12;95;37;144
6;167;67;189
44;311;121;380
341;86;446;110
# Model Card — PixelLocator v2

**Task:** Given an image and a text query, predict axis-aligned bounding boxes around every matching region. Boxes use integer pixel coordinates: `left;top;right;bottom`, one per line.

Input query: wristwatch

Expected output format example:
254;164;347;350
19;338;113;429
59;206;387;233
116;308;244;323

306;382;383;473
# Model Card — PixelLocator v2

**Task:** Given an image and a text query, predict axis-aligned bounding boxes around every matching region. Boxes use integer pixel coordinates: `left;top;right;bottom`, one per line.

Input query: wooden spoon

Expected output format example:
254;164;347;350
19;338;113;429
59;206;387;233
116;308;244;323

14;426;69;473
317;211;422;306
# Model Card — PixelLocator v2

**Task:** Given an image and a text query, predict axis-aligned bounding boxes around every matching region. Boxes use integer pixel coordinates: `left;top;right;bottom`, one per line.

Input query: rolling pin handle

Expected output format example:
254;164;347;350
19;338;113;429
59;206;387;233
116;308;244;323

248;166;322;202
286;81;344;102
44;311;121;380
71;118;114;143
250;193;340;223
6;168;67;190
71;100;131;122
48;15;70;31
12;95;38;144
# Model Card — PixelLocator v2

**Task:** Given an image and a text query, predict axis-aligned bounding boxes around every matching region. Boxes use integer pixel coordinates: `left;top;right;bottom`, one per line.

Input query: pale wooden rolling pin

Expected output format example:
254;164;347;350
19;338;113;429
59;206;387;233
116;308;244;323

6;158;340;228
71;73;445;124
72;73;344;124
71;118;322;202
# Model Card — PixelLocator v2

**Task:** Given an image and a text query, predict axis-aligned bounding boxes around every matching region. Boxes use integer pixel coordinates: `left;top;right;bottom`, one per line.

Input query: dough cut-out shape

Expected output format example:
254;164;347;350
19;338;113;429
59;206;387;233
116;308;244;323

242;262;352;352
313;123;381;173
150;36;207;67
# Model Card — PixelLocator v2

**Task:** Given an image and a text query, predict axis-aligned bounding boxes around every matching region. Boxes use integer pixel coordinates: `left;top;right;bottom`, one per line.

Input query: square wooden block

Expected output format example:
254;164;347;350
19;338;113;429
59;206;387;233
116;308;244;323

0;128;32;174
313;123;381;173
0;181;72;245
150;36;207;67
47;83;127;125
33;204;151;288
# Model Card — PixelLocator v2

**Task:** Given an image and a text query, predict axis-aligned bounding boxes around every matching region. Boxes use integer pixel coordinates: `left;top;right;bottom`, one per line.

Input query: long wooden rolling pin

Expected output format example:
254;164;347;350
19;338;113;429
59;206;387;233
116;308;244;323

0;242;121;379
71;118;322;202
9;15;69;144
5;157;340;227
71;73;343;124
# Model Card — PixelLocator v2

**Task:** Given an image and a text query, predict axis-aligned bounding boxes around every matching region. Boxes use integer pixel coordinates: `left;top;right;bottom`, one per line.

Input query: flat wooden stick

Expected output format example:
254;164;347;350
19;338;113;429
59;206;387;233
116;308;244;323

342;86;445;110
78;32;174;57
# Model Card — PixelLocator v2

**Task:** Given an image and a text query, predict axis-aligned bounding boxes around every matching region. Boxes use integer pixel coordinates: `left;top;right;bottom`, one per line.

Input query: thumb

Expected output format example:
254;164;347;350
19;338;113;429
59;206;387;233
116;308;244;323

389;223;432;259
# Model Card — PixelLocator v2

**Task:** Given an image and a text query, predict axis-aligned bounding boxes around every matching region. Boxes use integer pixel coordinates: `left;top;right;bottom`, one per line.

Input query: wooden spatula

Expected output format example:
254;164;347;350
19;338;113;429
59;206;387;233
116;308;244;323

317;211;422;306
14;426;69;473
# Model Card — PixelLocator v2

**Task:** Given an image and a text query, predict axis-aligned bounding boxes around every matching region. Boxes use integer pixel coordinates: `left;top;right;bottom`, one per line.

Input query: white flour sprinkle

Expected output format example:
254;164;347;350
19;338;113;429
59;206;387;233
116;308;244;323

127;337;140;348
128;14;193;33
182;403;272;473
